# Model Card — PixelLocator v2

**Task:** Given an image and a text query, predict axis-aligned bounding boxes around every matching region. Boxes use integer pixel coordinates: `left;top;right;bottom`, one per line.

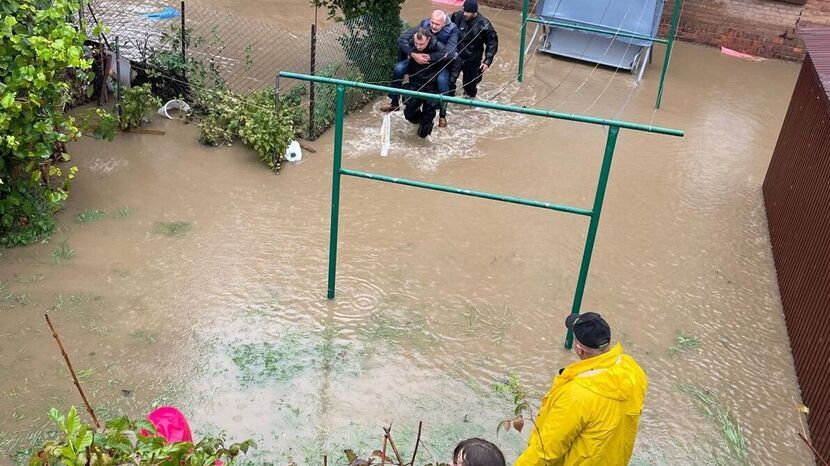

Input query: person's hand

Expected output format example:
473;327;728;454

411;52;430;65
479;62;490;72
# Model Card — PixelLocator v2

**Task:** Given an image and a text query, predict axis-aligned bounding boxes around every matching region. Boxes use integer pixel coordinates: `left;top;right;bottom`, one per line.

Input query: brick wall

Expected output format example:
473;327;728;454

486;0;830;61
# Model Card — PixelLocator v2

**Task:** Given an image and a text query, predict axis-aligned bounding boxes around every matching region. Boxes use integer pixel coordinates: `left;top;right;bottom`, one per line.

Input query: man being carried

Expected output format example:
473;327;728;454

382;10;458;128
400;28;446;138
450;0;498;99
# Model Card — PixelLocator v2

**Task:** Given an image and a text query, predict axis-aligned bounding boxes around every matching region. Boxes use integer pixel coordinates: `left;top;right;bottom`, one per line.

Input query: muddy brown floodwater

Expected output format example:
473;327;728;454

0;0;816;465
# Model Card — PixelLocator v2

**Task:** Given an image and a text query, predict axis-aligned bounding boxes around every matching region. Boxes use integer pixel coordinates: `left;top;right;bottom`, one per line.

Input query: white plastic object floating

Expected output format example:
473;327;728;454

380;113;391;157
284;140;302;162
157;99;191;119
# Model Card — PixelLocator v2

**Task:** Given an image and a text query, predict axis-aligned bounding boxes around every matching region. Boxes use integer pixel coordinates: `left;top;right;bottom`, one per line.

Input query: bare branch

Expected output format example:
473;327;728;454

45;313;101;428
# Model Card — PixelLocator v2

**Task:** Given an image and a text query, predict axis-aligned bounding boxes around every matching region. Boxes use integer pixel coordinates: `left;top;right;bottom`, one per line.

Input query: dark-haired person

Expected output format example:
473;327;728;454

382;9;458;128
449;0;498;99
514;312;648;466
400;28;446;138
452;438;505;466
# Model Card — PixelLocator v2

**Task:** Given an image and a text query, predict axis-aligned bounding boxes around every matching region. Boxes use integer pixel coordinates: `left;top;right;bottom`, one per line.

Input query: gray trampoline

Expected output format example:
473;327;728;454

532;0;666;81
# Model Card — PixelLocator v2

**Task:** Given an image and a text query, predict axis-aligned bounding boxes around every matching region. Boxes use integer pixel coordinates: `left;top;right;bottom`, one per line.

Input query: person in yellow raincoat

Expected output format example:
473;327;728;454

514;312;647;466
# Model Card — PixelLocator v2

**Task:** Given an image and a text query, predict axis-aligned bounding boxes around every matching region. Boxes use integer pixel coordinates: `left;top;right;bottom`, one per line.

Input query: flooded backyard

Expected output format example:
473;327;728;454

0;0;817;464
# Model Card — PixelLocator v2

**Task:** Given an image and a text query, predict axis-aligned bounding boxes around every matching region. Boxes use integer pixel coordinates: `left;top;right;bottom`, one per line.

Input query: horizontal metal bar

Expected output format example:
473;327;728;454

278;72;684;137
528;17;669;44
340;168;594;217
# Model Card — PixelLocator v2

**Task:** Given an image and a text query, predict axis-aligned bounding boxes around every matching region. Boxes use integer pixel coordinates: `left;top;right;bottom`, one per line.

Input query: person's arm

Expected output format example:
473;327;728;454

443;24;459;60
427;41;447;63
483;20;499;66
398;27;416;56
514;390;585;466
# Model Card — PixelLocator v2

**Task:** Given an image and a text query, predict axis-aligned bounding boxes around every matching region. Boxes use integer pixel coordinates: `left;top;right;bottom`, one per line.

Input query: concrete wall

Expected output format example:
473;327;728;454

485;0;830;61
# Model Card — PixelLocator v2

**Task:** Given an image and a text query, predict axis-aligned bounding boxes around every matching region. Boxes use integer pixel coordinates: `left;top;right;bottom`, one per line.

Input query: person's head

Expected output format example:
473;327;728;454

429;9;448;33
413;27;433;51
452;438;506;466
463;0;479;21
565;312;612;360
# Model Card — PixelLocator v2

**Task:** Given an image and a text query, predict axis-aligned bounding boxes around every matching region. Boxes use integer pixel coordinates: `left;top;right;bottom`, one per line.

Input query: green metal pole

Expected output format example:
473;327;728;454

655;0;682;109
326;85;346;299
565;126;620;349
280;71;685;137
341;168;593;216
518;0;529;82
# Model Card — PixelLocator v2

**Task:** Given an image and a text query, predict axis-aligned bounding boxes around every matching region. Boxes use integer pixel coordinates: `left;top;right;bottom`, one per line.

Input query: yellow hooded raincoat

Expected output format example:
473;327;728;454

514;343;647;466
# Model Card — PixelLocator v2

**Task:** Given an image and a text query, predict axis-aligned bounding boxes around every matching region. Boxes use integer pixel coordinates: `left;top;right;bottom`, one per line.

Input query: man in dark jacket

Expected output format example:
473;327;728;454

450;0;498;98
400;28;446;138
382;10;458;127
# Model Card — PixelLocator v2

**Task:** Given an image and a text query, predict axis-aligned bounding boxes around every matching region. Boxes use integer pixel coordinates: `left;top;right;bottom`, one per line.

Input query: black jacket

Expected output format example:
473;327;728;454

398;23;458;62
451;11;499;66
399;34;447;91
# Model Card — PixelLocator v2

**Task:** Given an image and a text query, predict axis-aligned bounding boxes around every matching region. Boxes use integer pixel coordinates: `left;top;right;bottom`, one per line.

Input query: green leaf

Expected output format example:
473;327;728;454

1;92;14;108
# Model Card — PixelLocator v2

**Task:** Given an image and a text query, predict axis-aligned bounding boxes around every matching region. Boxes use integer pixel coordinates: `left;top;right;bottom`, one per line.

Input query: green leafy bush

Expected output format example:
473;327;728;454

119;84;162;130
312;0;405;97
29;406;255;465
1;0;111;246
76;108;119;141
197;88;298;172
0;180;57;247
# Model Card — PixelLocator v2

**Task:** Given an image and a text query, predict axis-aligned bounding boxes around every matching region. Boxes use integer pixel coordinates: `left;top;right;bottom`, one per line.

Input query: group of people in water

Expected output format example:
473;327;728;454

380;0;499;137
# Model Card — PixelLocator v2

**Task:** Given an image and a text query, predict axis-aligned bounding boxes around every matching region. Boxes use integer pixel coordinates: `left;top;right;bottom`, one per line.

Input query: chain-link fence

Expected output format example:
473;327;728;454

83;0;401;139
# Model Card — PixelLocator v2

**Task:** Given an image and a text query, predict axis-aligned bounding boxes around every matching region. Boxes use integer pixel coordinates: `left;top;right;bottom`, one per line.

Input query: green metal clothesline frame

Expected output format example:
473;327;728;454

517;0;684;109
279;71;683;348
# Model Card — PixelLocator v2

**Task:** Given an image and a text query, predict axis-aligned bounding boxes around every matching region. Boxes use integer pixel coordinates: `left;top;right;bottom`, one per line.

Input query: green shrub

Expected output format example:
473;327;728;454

28;406;255;465
1;0;112;247
0;180;57;247
120;84;162;130
197;88;298;172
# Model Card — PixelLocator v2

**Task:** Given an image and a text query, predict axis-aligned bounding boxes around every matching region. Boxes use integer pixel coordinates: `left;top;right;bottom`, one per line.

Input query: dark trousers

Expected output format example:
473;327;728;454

450;58;483;98
404;96;439;138
390;59;452;117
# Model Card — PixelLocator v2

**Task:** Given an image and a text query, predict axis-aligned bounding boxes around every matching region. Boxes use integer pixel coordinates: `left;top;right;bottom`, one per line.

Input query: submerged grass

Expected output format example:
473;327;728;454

153;221;191;237
76;209;107;223
50;238;75;264
129;329;156;343
1;282;31;308
668;331;702;355
14;273;45;284
229;328;357;386
231;331;311;385
678;383;748;465
54;294;83;311
112;207;133;219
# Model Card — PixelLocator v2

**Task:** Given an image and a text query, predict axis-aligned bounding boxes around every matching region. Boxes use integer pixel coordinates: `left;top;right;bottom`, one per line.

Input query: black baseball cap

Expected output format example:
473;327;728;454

565;312;611;349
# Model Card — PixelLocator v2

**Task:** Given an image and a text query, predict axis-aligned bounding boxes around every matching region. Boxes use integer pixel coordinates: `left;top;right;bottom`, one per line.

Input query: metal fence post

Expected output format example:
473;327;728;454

79;0;85;32
518;0;530;82
565;126;620;349
273;74;281;167
327;85;346;299
180;0;187;79
309;23;317;138
115;36;123;122
98;43;107;105
655;0;682;109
